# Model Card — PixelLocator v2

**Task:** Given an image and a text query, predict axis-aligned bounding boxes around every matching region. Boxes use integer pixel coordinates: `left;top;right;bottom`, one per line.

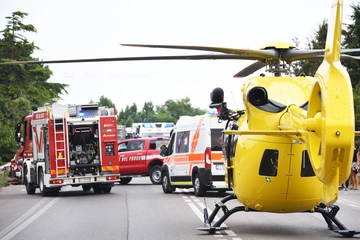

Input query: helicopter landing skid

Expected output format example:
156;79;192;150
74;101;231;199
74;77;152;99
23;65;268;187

313;203;360;237
196;194;243;234
197;194;360;237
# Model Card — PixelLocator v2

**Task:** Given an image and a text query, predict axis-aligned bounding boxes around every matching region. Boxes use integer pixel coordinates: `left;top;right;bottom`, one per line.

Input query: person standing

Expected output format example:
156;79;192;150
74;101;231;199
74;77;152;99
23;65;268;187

350;143;360;190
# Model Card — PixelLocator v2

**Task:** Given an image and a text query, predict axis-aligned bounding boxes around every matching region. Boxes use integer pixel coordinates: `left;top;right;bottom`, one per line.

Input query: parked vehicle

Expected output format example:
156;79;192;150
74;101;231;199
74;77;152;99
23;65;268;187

160;112;229;196
118;137;170;184
15;103;120;196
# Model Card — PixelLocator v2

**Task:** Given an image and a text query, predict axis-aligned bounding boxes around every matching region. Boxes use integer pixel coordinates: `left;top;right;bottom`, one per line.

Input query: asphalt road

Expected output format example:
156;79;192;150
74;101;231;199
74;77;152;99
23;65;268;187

0;178;360;240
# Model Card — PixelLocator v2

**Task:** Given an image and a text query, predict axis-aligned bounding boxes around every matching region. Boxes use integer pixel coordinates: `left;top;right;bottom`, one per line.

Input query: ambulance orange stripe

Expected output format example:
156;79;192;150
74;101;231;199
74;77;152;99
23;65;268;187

191;117;204;153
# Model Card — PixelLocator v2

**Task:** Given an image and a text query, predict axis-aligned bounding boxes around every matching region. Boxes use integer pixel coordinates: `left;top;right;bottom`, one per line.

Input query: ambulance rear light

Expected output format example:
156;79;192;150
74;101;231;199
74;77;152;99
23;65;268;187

205;147;211;169
50;179;64;184
106;176;120;181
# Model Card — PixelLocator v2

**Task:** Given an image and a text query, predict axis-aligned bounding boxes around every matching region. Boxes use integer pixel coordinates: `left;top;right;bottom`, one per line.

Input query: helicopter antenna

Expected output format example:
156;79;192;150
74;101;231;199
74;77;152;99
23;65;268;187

231;91;238;110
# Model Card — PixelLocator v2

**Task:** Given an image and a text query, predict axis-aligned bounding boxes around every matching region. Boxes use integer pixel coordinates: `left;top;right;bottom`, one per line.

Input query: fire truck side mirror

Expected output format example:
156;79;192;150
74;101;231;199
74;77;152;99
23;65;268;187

15;132;21;143
14;123;21;142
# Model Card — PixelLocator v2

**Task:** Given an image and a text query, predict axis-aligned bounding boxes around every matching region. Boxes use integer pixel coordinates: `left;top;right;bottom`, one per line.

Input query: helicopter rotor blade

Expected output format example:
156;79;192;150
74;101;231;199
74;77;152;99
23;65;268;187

121;44;279;60
233;61;265;78
0;54;263;65
282;49;360;62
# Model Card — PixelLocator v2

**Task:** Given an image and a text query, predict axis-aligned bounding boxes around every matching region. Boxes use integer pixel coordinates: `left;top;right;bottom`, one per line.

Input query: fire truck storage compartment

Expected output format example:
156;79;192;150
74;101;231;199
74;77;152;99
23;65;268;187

68;122;101;176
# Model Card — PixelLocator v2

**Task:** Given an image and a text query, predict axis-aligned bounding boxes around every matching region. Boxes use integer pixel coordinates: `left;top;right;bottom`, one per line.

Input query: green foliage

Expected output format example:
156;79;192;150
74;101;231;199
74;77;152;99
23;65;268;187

0;11;68;164
117;97;207;126
98;95;116;108
342;3;360;89
292;19;327;76
0;170;9;189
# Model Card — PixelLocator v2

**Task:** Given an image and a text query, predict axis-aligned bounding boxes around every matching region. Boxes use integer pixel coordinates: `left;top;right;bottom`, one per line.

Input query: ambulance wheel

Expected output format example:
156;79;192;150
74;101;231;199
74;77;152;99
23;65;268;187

194;174;206;197
119;177;132;185
82;185;91;191
162;171;175;193
149;165;162;184
39;168;49;197
24;174;35;194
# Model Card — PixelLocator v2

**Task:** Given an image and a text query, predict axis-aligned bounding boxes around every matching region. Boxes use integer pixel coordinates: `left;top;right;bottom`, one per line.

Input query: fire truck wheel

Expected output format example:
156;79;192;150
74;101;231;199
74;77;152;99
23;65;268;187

149;165;162;184
193;174;206;197
50;189;59;196
39;168;49;197
162;171;175;193
119;177;132;185
24;177;35;194
93;185;102;194
82;185;91;191
102;186;112;193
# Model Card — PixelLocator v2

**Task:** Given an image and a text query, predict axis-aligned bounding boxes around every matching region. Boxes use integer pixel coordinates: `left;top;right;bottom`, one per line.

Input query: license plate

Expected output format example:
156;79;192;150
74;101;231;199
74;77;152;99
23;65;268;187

80;178;89;182
215;164;224;170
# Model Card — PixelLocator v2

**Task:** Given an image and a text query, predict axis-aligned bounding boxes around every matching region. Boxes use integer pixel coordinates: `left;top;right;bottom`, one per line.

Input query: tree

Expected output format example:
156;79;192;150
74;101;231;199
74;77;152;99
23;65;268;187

0;12;68;164
292;19;327;76
117;97;206;126
343;3;360;133
342;3;360;89
98;95;116;108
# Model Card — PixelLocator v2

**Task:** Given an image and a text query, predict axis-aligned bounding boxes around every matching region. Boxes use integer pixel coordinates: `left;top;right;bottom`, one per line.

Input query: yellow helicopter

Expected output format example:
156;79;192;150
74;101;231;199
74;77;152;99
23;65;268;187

2;0;360;237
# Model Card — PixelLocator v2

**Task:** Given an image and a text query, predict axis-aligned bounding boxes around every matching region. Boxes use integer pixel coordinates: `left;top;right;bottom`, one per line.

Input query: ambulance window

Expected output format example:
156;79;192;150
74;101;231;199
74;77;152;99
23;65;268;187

300;150;315;177
259;149;278;176
176;131;190;153
211;129;223;151
167;133;175;155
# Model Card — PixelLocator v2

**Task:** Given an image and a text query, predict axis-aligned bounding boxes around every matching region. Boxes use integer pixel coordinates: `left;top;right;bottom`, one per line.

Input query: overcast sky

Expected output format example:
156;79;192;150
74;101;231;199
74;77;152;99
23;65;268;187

1;0;359;111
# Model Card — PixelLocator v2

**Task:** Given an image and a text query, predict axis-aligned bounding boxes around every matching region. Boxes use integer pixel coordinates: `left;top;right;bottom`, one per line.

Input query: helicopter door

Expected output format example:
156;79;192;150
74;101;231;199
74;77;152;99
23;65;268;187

285;144;322;211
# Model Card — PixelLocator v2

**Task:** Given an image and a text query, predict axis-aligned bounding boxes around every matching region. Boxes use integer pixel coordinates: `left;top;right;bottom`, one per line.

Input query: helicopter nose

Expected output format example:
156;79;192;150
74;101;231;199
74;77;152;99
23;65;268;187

247;87;268;106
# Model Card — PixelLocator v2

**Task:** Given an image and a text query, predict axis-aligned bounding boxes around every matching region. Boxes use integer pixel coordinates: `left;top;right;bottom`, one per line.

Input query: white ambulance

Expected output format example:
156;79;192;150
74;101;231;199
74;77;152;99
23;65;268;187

160;111;229;196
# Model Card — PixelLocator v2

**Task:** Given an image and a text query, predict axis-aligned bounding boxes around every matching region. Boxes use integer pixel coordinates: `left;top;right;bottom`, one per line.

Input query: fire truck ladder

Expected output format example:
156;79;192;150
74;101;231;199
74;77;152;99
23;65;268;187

54;118;68;178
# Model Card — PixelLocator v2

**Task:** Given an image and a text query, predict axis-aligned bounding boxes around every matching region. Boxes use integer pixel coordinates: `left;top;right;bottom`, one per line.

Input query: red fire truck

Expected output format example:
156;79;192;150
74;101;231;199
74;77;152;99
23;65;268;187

16;103;120;196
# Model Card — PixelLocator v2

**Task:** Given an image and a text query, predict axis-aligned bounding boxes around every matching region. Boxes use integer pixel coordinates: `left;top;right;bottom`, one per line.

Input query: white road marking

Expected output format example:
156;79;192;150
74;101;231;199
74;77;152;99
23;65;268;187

0;197;60;240
0;198;48;238
177;188;237;239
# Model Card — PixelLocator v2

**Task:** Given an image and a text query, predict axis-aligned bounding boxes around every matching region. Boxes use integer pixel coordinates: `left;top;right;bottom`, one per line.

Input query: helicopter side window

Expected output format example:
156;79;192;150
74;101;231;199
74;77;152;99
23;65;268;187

300;150;315;177
259;149;278;176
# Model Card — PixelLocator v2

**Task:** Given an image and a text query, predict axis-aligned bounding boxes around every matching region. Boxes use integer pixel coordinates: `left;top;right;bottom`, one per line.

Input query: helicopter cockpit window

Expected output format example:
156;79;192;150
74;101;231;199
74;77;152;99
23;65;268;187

300;150;315;177
176;131;190;153
259;149;278;176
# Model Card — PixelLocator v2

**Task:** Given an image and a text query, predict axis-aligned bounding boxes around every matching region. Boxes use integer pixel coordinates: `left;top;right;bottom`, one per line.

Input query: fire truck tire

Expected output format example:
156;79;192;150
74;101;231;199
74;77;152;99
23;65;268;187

162;171;175;193
51;189;59;196
102;186;112;193
119;177;132;185
38;168;49;197
24;177;35;194
193;174;206;197
82;185;91;191
149;165;162;185
93;185;102;194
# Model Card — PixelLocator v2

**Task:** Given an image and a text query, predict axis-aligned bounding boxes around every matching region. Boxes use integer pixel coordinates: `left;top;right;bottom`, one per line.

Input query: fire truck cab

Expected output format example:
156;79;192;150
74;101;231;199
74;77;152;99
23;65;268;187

17;103;120;196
